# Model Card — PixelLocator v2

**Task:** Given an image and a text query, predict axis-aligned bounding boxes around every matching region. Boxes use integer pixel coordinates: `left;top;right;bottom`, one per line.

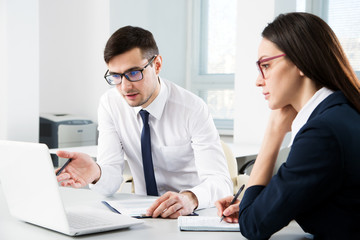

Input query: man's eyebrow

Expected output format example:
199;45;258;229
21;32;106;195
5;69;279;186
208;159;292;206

109;66;142;75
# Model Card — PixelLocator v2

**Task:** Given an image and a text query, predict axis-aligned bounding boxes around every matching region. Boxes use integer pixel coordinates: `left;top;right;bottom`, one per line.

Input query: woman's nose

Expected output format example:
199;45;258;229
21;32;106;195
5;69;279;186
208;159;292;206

256;74;265;87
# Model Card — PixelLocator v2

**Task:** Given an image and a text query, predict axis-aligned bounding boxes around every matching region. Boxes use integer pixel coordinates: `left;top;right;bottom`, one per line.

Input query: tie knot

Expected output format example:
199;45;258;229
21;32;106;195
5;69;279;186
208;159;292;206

139;109;149;123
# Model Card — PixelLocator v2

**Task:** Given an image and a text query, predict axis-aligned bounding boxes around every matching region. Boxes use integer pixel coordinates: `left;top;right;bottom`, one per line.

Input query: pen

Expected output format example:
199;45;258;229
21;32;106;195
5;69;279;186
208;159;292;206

101;201;121;214
56;158;72;176
133;214;153;219
220;184;245;222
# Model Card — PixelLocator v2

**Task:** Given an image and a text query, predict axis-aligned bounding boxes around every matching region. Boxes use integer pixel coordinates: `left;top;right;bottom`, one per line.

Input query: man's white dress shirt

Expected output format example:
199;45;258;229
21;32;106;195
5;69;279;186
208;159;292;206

90;78;232;209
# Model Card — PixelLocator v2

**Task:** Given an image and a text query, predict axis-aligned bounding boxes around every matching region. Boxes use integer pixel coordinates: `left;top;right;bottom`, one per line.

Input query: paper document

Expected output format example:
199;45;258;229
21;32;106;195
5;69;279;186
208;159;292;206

178;216;240;232
103;198;157;217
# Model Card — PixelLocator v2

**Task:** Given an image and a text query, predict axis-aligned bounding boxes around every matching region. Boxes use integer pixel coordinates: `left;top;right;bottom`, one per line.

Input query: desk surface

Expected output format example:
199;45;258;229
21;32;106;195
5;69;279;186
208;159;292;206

227;143;260;158
0;185;311;240
49;145;98;158
49;143;261;159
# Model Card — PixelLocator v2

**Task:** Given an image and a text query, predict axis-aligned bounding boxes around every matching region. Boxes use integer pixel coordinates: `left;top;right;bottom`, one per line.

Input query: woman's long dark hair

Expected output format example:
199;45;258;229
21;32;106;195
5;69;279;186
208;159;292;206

262;12;360;112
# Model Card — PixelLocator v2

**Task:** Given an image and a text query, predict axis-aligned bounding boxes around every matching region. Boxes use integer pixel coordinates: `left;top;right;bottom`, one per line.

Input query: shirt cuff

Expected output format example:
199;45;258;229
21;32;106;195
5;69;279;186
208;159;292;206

182;186;211;210
89;164;122;197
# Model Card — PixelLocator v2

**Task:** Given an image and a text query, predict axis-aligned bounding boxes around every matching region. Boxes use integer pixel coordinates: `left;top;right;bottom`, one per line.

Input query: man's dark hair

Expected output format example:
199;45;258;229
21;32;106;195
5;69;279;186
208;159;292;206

104;26;159;63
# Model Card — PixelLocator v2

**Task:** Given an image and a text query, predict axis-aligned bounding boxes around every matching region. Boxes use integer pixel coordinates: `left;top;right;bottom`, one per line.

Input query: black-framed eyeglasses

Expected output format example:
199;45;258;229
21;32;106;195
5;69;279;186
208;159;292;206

256;53;286;79
104;55;157;85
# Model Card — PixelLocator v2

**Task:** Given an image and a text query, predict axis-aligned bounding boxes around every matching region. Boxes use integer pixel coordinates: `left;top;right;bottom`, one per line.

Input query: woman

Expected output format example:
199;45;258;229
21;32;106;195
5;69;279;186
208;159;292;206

216;12;360;239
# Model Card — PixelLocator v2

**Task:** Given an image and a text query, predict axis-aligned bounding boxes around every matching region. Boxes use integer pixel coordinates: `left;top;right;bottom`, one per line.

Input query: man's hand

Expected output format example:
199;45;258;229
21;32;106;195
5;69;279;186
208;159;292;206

55;151;101;188
215;195;240;223
146;191;198;219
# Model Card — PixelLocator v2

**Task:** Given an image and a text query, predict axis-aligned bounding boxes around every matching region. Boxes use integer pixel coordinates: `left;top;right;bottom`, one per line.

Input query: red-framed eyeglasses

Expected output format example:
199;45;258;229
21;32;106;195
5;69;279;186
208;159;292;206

256;53;286;79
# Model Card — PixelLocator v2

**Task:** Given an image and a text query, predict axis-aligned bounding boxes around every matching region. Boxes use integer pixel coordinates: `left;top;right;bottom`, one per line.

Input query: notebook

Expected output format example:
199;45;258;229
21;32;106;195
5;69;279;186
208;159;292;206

0;140;143;236
178;216;240;232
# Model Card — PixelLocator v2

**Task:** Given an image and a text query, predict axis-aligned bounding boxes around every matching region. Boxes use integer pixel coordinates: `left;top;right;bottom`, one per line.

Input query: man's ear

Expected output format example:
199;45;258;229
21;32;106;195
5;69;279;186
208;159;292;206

299;70;305;76
154;55;162;75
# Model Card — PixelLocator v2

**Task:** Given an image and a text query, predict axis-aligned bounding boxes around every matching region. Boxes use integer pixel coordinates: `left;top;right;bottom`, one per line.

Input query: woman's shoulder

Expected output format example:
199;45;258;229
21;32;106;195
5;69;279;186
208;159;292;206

308;91;360;127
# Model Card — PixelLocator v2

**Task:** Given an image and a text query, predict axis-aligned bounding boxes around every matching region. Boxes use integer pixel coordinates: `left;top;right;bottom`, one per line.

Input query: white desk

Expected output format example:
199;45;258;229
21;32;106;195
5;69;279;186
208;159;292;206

49;145;98;158
0;185;311;240
49;144;259;177
227;143;260;159
49;143;261;159
49;143;260;173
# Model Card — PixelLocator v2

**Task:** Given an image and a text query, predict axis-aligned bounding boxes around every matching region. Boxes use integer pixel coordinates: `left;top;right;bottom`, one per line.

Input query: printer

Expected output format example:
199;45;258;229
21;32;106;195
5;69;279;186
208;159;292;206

39;113;97;166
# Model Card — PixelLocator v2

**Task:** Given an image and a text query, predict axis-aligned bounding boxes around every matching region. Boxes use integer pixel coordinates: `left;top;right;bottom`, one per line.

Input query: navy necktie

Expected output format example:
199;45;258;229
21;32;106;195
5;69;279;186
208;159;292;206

139;110;159;196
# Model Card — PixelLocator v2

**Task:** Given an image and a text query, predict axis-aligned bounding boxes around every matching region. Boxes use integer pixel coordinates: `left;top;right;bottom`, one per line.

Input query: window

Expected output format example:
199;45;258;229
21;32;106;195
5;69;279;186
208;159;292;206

191;0;237;133
200;0;237;74
324;0;360;76
303;0;360;77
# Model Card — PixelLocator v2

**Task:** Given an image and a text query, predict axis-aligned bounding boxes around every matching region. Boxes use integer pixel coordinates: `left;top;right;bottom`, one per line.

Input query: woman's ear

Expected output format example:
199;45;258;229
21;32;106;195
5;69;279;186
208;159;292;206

299;70;305;77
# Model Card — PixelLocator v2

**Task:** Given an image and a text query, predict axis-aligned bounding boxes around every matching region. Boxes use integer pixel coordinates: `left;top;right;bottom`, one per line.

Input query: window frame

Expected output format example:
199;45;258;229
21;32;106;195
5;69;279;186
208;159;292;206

189;0;235;133
307;0;360;79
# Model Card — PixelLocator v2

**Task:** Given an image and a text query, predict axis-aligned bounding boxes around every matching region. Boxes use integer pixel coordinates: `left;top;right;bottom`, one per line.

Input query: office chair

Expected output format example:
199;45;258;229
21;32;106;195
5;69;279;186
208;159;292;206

238;146;290;176
117;160;135;193
221;140;249;195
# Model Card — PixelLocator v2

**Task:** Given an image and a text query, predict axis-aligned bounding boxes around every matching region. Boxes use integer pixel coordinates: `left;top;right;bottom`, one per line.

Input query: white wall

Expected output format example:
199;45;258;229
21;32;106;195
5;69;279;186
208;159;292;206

0;0;7;139
39;0;110;123
0;0;39;142
275;0;297;15
0;0;297;143
233;0;297;145
109;0;188;87
1;0;110;142
1;0;186;142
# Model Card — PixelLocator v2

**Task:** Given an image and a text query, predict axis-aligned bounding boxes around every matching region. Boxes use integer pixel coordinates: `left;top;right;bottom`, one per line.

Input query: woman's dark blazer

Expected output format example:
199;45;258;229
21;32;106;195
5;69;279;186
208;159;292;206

238;91;360;240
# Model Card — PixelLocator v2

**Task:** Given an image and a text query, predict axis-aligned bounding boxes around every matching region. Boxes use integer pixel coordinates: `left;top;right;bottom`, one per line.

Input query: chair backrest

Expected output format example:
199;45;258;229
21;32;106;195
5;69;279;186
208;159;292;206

221;140;290;196
273;146;290;175
239;146;291;176
221;140;239;194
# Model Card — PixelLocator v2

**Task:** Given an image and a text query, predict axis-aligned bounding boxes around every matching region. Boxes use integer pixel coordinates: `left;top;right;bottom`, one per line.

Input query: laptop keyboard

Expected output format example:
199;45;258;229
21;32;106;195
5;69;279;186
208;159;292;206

67;212;117;229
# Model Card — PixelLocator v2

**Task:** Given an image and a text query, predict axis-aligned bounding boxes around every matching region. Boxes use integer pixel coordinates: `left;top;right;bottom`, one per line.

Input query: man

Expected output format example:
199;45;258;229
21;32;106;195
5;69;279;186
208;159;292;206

56;26;232;218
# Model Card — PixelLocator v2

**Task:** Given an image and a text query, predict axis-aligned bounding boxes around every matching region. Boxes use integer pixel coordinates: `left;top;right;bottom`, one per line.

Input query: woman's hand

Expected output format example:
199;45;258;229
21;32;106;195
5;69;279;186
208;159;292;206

247;105;297;187
268;105;297;136
215;196;240;223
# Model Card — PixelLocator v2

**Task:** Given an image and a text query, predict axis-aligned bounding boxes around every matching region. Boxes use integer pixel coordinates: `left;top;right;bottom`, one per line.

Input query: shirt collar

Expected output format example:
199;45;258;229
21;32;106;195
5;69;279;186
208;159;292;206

134;77;168;120
289;87;334;146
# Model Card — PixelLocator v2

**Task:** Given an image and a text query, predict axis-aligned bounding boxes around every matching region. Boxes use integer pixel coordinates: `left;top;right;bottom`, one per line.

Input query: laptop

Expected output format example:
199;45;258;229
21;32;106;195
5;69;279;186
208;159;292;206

0;140;143;236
